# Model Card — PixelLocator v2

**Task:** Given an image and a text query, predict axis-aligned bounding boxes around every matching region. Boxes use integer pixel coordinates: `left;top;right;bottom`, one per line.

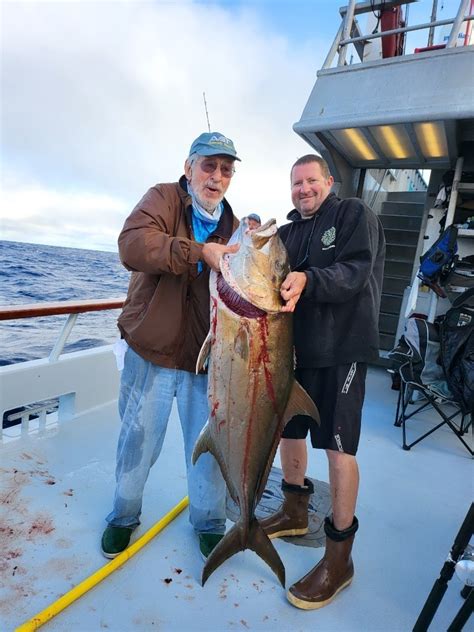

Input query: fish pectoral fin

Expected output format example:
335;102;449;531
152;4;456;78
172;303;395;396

248;519;285;588
283;380;320;426
191;424;212;465
196;331;211;374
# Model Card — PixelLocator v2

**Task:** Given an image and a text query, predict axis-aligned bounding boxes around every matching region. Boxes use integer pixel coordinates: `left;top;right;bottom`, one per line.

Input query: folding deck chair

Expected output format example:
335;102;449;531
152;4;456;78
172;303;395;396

394;361;473;455
390;317;473;456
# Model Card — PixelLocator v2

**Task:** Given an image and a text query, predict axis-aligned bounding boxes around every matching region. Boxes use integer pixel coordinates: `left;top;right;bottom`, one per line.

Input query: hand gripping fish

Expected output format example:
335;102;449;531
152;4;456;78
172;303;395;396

192;218;319;587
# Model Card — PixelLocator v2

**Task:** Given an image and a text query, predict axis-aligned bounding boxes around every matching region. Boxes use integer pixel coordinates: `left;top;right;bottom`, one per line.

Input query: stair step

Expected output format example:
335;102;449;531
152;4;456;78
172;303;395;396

379;312;399;333
382;276;409;295
383;228;419;246
386;244;417;262
381;293;404;314
379;332;396;351
381;201;425;216
386;191;426;203
380;214;423;230
384;260;414;277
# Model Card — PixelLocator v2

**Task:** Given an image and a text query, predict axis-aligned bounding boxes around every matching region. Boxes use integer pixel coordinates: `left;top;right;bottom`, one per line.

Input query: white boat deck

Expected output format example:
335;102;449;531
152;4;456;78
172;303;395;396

1;364;472;632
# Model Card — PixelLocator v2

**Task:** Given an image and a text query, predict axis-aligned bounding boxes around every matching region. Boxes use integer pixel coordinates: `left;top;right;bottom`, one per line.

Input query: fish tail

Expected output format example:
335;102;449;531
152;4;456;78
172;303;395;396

202;523;243;586
202;519;285;587
248;518;285;587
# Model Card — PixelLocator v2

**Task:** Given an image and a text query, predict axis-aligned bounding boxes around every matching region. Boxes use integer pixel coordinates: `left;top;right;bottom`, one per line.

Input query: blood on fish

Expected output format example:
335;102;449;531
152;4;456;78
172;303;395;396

211;297;218;338
257;317;277;410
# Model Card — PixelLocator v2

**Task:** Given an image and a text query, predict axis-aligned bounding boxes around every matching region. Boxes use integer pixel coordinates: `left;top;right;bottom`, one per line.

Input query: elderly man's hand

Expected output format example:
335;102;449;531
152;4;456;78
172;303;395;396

202;242;240;272
280;271;307;312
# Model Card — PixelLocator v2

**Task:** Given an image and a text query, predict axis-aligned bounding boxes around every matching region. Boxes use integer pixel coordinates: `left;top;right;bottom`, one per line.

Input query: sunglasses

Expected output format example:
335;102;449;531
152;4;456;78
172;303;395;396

198;159;236;178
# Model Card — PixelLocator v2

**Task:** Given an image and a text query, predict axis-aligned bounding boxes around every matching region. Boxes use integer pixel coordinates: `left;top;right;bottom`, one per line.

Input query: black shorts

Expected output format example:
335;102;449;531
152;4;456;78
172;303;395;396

281;363;367;455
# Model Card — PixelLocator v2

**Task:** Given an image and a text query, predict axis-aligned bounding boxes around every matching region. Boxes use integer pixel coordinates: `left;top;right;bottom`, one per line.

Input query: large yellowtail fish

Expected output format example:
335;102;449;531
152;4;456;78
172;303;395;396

193;218;319;587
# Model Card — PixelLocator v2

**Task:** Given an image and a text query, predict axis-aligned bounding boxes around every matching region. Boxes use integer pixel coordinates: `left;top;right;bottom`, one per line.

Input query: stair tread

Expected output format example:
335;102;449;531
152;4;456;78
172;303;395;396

383;227;420;233
385;257;416;263
380;214;423;219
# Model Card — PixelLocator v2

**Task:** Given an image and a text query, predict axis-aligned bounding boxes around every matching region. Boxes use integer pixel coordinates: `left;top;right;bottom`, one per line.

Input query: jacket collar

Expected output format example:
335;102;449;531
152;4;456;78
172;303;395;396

178;175;235;240
286;192;338;222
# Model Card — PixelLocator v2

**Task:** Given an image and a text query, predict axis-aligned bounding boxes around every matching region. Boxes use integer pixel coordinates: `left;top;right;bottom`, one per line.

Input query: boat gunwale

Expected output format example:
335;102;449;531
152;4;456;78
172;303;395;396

0;298;126;321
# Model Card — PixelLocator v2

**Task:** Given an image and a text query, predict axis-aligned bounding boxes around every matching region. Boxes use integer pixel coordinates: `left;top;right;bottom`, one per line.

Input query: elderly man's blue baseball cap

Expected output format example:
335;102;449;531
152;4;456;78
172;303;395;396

189;132;241;161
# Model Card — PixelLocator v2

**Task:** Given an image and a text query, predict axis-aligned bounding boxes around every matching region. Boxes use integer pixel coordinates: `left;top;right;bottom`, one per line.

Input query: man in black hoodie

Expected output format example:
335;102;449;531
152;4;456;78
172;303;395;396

260;154;385;610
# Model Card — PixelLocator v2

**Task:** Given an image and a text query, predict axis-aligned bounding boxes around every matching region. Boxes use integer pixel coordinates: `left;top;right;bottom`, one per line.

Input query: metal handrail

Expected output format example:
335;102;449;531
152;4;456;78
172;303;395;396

327;0;472;69
0;297;125;320
0;298;125;362
340;15;474;46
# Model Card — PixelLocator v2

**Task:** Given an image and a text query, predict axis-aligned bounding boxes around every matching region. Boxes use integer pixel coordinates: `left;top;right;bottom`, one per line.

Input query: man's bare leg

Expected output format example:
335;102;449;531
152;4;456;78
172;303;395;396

326;450;359;530
280;438;307;486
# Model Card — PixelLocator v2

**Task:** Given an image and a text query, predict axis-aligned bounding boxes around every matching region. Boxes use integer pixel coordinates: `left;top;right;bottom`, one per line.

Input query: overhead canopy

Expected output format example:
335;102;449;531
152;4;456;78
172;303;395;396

294;46;474;171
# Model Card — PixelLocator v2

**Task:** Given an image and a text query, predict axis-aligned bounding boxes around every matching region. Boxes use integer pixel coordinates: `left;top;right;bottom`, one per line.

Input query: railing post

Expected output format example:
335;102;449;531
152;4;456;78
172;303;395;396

428;0;439;46
338;0;357;66
447;0;470;47
444;156;464;228
48;313;79;362
323;21;344;69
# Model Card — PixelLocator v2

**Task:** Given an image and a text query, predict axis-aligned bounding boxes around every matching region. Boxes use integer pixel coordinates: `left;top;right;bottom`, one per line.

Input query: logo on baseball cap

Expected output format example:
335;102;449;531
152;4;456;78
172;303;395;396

189;132;241;161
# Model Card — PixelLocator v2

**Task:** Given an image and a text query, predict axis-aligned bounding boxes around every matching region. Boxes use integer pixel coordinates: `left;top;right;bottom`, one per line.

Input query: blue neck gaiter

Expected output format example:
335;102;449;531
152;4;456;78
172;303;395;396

189;186;223;272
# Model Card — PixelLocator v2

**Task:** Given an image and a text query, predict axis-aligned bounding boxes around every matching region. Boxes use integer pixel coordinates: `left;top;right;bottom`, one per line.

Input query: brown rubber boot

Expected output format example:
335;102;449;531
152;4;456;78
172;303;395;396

259;478;314;539
287;515;359;610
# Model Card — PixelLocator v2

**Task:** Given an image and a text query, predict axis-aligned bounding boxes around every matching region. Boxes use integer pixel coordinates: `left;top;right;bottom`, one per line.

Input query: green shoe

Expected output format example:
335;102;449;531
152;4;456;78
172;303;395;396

199;533;225;561
101;525;135;559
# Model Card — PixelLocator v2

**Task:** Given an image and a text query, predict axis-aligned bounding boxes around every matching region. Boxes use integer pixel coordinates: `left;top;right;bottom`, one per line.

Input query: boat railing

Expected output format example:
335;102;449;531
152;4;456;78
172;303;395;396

325;0;473;69
0;297;125;361
0;298;125;442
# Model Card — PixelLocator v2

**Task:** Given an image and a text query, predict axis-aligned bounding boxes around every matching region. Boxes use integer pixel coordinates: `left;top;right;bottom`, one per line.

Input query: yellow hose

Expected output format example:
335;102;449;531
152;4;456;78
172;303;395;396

16;496;189;632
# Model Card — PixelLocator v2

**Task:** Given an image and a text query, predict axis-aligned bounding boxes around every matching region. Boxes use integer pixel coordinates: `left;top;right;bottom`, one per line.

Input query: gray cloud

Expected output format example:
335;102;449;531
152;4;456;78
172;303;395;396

2;1;328;249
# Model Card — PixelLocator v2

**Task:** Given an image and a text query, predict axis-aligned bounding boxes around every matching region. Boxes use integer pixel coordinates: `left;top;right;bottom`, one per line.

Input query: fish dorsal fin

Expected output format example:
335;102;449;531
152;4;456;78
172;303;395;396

283;380;320;426
196;330;212;374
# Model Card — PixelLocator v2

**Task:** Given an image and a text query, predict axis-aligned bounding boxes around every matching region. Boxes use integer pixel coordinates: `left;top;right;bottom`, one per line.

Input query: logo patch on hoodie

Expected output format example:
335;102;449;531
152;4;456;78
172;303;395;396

321;226;336;250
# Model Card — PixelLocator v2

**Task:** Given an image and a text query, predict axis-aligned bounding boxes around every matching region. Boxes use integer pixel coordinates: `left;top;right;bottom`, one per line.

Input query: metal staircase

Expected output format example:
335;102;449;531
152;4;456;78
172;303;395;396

379;190;426;351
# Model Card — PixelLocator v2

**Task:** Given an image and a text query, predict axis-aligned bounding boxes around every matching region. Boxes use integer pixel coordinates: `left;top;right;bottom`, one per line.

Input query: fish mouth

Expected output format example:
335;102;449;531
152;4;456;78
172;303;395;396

216;273;266;318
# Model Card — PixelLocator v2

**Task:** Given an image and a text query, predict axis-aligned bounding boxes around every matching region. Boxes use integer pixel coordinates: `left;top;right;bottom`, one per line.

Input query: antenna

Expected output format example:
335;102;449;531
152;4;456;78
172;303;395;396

203;92;211;132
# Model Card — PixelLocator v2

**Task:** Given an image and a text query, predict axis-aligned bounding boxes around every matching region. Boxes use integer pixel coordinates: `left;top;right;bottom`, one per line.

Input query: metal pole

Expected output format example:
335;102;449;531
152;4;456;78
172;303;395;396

338;0;357;66
323;21;344;69
428;0;439;46
444;156;464;229
340;16;473;46
48;313;78;362
413;503;474;632
403;3;411;54
356;168;367;199
447;0;470;47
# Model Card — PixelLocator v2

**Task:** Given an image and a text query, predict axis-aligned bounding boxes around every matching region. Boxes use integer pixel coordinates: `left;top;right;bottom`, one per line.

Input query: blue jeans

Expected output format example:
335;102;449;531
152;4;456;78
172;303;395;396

106;346;226;534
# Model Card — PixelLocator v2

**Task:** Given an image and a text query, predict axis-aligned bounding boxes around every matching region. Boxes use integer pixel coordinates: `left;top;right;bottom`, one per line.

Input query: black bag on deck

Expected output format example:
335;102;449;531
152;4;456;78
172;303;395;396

388;317;451;398
439;289;474;414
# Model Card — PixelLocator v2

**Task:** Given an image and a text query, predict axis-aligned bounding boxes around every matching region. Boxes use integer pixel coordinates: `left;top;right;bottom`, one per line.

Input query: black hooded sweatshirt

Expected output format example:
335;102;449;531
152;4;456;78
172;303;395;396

279;193;386;368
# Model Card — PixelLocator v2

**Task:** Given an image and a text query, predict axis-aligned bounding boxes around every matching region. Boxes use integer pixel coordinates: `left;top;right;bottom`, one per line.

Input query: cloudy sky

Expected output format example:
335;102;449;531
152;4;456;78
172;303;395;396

1;0;462;251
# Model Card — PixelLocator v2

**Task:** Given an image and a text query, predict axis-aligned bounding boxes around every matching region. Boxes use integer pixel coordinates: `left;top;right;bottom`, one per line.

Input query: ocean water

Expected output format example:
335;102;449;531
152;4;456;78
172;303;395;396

0;240;130;365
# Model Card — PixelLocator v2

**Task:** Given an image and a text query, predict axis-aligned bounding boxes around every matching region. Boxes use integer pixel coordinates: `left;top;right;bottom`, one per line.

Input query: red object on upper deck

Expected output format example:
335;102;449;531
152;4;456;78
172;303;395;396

380;7;405;58
414;44;447;54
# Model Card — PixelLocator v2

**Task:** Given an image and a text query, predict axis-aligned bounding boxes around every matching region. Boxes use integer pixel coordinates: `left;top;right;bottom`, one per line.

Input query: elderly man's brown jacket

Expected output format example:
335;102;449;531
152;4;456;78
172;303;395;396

117;176;238;372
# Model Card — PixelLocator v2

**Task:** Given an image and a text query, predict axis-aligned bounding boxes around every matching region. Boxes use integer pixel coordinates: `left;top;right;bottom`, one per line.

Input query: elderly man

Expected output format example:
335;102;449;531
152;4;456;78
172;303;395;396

261;154;385;610
101;132;240;560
